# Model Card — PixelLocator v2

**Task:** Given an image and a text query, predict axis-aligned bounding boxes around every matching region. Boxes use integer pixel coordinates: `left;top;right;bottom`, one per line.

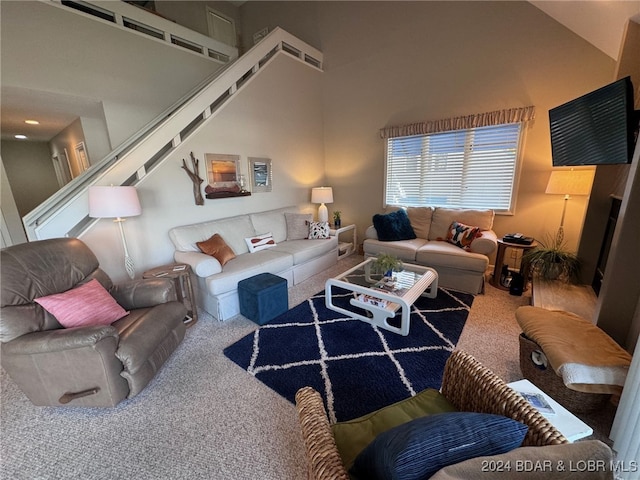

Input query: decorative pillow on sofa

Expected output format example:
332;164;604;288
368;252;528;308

308;221;330;239
285;212;313;240
244;232;277;253
350;412;528;480
196;233;236;266
446;221;481;250
373;209;417;242
34;279;129;328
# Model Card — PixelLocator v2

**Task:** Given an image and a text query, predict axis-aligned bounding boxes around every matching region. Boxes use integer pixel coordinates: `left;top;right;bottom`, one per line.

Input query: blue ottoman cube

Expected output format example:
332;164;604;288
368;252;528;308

238;273;288;325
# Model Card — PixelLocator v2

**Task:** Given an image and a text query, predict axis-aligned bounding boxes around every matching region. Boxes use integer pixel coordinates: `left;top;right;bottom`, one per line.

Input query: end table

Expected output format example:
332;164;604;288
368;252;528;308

490;238;538;291
143;263;198;327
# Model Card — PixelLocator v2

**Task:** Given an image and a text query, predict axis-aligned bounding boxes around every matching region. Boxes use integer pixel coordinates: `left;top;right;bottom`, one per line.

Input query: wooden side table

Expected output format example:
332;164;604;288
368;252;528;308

490;238;538;291
143;263;198;327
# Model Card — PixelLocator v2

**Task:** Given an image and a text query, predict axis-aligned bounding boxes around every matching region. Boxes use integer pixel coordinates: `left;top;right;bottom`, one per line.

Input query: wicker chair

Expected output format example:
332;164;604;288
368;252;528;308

295;350;568;480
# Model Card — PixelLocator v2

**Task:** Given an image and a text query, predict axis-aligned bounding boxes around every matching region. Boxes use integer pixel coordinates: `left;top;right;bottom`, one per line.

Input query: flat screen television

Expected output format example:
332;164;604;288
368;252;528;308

549;76;638;166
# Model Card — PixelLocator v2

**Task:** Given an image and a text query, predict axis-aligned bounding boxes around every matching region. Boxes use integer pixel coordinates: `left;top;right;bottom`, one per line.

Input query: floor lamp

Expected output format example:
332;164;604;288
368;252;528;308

89;186;142;279
311;186;333;223
545;169;594;245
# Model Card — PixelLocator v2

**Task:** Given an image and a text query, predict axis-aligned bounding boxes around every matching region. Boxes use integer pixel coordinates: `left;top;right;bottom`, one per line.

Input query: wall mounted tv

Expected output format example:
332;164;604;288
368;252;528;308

549;76;638;166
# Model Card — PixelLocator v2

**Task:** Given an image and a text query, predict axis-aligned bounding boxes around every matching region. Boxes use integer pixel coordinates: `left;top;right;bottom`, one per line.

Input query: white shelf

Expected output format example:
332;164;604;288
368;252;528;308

330;224;356;259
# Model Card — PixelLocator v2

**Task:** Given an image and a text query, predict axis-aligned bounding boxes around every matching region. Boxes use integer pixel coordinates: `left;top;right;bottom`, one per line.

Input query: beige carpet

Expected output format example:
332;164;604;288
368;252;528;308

0;255;615;480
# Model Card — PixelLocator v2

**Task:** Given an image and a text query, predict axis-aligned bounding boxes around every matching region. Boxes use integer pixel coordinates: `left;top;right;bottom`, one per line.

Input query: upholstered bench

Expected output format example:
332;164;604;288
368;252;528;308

516;306;632;413
238;273;288;325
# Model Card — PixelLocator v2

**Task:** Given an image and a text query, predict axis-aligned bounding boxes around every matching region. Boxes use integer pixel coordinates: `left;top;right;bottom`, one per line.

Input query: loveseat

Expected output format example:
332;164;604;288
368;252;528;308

296;350;614;480
363;207;497;294
169;206;338;321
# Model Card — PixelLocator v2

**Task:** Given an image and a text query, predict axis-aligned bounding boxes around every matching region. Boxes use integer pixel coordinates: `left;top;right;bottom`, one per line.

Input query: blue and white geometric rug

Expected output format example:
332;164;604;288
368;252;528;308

223;287;474;422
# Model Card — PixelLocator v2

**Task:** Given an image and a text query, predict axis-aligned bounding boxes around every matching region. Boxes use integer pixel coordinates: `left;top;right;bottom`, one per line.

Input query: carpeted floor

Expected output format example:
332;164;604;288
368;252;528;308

0;255;616;479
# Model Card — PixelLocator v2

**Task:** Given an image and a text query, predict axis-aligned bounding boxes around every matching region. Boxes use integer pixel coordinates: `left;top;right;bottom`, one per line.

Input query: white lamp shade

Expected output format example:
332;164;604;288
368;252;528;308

545;170;595;196
89;186;142;218
311;187;333;204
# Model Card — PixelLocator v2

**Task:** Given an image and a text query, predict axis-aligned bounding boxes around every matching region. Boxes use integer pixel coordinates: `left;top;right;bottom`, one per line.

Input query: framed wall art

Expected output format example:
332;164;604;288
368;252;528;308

249;157;272;193
204;153;250;199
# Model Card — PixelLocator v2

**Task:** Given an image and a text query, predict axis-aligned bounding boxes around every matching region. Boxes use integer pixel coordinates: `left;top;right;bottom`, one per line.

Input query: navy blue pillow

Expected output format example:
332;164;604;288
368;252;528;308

349;412;528;480
372;209;417;242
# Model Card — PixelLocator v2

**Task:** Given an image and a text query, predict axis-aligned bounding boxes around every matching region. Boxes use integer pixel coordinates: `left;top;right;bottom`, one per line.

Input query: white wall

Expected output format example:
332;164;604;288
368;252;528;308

81;54;325;282
0;141;59;217
1;1;223;150
242;1;615;259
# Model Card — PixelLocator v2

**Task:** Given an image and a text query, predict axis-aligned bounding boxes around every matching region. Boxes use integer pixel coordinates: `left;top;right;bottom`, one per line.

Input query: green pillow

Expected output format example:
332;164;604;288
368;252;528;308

332;388;457;470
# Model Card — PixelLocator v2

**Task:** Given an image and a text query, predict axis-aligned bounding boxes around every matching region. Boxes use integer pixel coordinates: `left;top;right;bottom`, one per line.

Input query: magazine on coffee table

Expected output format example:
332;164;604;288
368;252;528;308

518;391;555;415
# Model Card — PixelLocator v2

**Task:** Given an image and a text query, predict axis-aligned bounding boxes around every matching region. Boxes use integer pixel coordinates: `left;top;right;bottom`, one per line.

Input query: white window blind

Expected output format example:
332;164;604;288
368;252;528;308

385;123;523;212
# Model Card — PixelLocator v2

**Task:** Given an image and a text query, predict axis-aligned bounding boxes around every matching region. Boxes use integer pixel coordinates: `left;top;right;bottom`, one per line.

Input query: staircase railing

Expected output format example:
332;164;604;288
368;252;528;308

23;26;323;240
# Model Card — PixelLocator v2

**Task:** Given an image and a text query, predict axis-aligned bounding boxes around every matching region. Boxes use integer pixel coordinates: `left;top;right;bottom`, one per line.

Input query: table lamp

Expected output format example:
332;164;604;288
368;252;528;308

311;187;333;223
89;185;142;279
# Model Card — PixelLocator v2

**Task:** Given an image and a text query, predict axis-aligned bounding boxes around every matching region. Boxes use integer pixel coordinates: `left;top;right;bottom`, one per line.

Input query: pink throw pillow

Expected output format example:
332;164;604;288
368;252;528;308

35;279;129;328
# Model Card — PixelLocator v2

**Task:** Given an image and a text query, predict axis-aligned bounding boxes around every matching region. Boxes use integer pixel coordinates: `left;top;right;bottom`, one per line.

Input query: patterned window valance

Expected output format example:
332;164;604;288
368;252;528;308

379;106;536;139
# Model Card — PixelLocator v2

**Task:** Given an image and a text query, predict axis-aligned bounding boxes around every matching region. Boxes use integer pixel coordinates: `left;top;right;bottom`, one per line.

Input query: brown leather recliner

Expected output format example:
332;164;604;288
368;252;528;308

0;238;187;407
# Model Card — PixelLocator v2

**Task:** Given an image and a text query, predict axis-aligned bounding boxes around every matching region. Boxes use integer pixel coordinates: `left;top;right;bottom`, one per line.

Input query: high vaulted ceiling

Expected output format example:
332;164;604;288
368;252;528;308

530;1;640;60
2;1;639;144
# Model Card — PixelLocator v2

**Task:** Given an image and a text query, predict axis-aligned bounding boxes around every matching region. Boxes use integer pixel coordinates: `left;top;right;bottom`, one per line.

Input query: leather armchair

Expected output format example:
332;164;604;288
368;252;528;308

1;238;187;407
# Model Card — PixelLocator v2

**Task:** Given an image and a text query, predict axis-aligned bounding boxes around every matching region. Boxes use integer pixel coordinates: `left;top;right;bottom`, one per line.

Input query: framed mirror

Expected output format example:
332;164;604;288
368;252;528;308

249;157;272;193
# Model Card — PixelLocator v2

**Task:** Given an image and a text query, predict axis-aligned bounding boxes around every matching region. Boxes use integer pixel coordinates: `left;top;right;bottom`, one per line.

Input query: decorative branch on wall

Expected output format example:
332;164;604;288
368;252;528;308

181;152;204;206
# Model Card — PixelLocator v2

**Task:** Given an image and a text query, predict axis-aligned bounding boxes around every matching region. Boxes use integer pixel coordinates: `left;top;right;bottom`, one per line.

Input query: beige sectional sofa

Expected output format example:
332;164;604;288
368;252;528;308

169;206;338;321
363;207;497;294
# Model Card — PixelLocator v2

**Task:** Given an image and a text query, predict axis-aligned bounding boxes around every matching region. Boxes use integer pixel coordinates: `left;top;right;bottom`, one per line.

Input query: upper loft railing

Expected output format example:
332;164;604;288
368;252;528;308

23;25;323;240
52;0;238;63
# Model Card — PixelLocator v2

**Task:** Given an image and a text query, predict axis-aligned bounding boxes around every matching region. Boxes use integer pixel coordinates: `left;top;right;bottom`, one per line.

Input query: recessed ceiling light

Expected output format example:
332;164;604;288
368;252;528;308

15;134;27;139
24;119;40;125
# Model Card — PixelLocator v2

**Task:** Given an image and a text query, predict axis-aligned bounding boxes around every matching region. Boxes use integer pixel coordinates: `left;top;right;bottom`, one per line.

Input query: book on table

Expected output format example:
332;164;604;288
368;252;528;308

518;391;556;415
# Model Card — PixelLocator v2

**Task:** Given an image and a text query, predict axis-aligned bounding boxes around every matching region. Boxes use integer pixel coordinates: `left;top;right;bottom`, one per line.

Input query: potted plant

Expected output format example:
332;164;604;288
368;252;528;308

333;211;342;228
522;233;581;283
371;253;403;279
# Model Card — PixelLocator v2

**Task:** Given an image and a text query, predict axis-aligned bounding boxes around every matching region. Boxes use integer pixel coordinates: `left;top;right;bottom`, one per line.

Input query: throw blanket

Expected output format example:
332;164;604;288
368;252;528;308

516;306;632;394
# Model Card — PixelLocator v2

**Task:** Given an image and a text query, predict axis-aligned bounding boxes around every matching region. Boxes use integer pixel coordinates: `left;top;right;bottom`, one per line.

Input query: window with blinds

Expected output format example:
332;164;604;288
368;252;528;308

385;123;523;212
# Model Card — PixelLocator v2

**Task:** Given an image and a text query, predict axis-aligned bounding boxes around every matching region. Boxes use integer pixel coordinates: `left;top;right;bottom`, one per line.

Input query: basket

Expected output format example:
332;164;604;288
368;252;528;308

518;333;609;413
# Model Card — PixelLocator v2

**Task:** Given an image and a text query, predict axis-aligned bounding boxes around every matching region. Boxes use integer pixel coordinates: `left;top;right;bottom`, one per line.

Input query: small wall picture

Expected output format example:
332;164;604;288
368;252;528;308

249;157;272;193
205;153;244;198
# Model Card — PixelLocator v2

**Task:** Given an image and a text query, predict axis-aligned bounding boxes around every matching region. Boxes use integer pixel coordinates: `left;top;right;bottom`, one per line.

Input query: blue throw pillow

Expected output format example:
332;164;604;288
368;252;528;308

372;209;417;242
349;412;528;480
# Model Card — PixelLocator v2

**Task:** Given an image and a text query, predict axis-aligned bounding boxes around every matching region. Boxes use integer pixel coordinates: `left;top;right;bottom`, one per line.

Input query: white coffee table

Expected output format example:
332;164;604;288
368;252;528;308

325;257;438;336
508;379;593;442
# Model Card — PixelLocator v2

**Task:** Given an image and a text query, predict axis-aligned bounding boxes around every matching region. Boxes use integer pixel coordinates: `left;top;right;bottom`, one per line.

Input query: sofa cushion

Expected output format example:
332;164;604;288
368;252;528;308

332;388;457;470
429;208;494;241
250;207;297;243
35;279;129;328
430;440;614;480
272;237;337;265
363;238;427;262
406;207;433;239
446;221;481;250
197;234;236;266
373;209;417;241
350;412;527;480
416;242;489;273
204;249;293;295
285;212;313;240
169;215;256;255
